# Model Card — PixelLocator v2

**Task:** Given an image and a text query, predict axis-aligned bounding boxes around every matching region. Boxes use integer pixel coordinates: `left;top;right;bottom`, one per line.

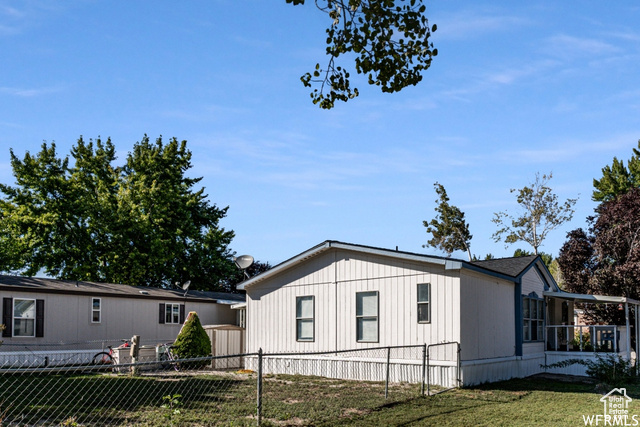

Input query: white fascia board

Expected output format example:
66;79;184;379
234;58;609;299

238;241;333;290
328;242;450;267
238;241;458;291
533;259;561;292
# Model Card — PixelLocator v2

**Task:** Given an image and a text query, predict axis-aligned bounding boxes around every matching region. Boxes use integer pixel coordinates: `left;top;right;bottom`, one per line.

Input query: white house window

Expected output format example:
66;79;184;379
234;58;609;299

14;298;36;337
417;283;430;323
356;291;379;342
523;297;544;342
165;303;180;324
296;296;314;342
91;298;101;323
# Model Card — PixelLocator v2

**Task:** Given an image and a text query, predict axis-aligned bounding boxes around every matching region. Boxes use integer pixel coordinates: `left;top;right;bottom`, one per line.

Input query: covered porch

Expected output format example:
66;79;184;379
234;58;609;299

542;291;640;374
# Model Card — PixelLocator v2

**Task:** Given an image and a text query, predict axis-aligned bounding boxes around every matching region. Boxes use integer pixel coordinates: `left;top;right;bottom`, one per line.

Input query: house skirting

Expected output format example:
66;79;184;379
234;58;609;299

244;354;459;388
0;349;99;368
459;354;544;386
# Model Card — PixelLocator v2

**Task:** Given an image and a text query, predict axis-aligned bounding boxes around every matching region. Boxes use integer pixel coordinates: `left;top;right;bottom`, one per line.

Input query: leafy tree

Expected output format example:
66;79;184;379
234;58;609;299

287;0;437;109
472;253;494;261
0;136;236;290
492;173;577;255
593;140;640;202
558;188;640;323
423;182;472;260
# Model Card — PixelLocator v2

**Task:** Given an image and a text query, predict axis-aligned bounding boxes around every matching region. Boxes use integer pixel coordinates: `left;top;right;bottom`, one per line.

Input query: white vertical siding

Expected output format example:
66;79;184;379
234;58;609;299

521;268;546;296
521;267;547;356
245;249;461;355
246;253;337;353
459;270;515;361
0;289;236;346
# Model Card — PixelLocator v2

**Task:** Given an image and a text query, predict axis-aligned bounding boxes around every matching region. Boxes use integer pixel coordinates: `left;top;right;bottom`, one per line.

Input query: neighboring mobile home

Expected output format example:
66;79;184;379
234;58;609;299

0;275;245;366
238;241;639;386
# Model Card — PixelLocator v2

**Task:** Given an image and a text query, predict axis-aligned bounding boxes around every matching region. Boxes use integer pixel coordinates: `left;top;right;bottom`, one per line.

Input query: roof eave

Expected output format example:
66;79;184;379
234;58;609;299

238;241;460;290
543;290;640;306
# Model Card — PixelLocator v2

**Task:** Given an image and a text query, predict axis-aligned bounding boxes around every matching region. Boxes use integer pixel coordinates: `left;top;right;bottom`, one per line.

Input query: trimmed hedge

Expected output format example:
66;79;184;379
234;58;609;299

171;312;211;368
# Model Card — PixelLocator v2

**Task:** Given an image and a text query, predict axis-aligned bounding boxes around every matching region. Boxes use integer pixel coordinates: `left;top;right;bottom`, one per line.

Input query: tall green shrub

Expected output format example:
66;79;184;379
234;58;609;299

171;312;211;368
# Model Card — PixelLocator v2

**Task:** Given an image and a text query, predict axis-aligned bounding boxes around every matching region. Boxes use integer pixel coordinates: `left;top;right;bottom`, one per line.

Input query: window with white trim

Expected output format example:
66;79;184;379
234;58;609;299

165;303;180;324
13;298;36;337
91;298;101;323
296;296;314;342
523;296;544;342
356;291;379;342
417;283;430;323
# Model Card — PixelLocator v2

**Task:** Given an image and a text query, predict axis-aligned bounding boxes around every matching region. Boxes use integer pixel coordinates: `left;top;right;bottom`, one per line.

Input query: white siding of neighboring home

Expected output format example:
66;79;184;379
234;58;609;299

1;290;236;345
459;270;516;361
245;249;461;355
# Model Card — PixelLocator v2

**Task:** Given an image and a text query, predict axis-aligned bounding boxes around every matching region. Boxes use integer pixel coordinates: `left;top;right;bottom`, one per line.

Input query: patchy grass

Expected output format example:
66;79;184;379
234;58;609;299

1;370;638;426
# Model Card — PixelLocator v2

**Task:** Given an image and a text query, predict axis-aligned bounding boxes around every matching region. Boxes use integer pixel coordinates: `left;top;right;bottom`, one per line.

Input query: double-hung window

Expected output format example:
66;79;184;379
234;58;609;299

165;303;181;324
296;296;314;342
91;298;101;323
3;298;44;338
417;283;430;323
13;298;36;337
523;297;544;341
159;303;184;325
356;291;379;342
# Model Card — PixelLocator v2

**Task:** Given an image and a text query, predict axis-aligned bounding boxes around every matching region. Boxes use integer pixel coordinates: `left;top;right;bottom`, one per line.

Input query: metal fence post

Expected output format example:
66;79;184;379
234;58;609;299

457;343;462;387
426;346;431;396
257;348;263;426
384;347;391;399
421;343;427;397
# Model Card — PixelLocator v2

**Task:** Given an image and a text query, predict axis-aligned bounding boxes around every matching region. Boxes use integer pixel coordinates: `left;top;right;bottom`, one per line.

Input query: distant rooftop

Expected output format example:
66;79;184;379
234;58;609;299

0;275;245;303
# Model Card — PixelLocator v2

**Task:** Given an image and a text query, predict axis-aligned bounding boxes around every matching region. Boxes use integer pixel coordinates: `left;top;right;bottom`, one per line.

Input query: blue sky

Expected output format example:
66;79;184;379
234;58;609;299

1;1;639;266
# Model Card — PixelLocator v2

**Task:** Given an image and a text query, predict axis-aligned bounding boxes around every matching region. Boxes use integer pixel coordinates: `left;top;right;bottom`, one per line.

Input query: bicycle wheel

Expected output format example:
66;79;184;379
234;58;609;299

166;348;180;371
91;351;113;365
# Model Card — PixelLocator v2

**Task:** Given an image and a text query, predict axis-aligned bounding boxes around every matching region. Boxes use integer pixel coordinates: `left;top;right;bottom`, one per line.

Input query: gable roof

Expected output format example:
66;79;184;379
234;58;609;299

239;240;555;290
470;255;538;277
0;275;245;304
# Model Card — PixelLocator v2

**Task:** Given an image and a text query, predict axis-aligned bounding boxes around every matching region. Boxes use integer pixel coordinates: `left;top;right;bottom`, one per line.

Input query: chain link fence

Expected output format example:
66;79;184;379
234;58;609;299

0;340;460;426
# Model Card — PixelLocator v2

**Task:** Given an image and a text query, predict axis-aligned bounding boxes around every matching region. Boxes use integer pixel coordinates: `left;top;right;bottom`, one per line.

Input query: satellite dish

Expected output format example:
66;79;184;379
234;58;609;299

234;255;254;270
182;280;191;291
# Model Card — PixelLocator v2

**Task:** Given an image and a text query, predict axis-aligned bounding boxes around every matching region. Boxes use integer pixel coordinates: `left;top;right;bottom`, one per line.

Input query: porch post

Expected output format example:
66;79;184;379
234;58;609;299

625;303;631;361
633;304;640;375
514;280;523;357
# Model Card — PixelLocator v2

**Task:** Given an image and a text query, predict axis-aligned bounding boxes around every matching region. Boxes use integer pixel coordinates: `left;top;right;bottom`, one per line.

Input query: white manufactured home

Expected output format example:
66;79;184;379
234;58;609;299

239;241;640;386
0;275;245;366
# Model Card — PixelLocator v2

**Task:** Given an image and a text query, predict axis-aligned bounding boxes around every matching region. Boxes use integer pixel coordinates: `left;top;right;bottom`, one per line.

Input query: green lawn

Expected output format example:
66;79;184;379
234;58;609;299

0;370;637;426
338;376;632;426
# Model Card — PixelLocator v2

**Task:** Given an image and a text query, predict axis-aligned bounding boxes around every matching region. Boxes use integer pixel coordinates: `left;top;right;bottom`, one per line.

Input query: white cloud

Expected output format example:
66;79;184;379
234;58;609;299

543;34;619;59
434;9;531;41
0;86;62;97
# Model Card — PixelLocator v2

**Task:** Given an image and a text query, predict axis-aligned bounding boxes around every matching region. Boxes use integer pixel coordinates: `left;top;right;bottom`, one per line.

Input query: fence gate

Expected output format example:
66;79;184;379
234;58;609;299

425;341;460;395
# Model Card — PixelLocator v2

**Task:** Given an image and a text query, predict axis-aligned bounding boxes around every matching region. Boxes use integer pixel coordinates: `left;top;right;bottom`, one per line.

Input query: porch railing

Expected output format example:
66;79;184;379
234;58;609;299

546;324;620;353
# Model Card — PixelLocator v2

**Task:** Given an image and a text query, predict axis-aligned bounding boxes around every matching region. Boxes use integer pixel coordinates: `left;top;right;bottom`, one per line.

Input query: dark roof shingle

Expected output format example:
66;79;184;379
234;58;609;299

470;255;538;277
0;275;245;303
